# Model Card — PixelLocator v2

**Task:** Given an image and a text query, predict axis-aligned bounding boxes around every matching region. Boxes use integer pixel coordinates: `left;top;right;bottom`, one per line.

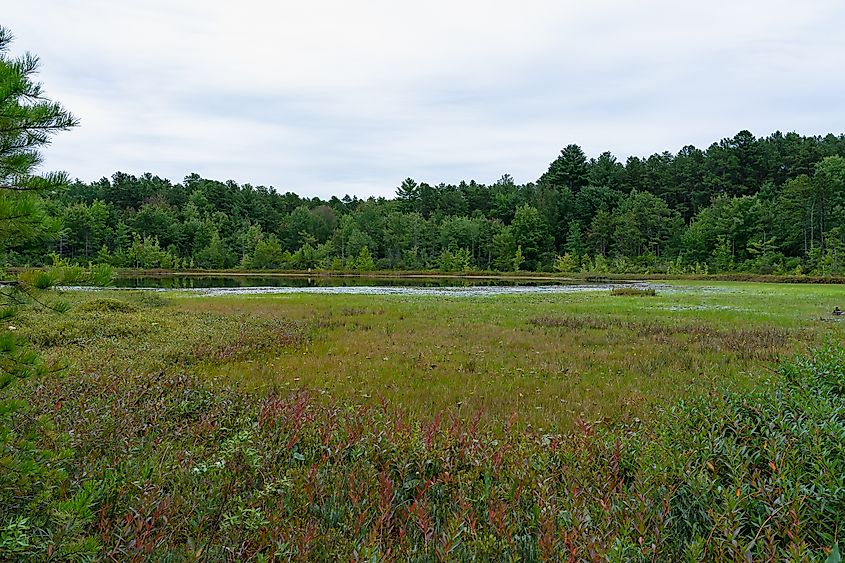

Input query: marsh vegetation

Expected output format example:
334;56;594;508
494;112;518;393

20;282;835;428
3;282;844;559
3;20;845;561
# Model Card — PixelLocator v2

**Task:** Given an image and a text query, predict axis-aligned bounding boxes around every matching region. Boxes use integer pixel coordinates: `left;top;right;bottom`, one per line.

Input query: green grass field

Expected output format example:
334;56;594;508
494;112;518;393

5;281;845;560
22;281;843;429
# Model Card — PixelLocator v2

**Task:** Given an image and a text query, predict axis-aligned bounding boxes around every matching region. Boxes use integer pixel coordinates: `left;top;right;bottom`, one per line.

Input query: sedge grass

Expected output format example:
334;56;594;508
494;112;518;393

19;281;844;430
4;281;845;559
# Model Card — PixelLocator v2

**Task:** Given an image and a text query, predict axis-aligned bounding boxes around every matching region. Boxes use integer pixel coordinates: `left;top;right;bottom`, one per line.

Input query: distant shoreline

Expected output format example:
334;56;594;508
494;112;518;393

111;269;845;284
5;267;844;284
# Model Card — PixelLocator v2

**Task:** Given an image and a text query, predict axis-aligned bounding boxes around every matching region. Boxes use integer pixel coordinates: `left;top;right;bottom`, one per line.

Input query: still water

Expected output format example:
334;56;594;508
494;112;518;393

93;274;653;297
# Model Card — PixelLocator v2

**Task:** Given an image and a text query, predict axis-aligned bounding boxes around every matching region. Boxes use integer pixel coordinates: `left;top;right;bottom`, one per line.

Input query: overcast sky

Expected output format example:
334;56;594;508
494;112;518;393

5;1;845;198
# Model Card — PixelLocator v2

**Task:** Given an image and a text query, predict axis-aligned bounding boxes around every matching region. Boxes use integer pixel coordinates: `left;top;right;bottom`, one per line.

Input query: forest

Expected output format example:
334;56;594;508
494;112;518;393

10;130;845;275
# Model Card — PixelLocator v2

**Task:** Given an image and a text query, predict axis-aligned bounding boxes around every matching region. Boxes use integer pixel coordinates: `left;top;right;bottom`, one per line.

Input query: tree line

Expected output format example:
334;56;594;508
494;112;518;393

8;130;845;275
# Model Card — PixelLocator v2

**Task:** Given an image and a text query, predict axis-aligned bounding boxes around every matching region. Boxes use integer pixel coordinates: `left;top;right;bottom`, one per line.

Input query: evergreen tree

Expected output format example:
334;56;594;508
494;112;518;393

1;25;77;383
0;29;76;264
813;156;845;252
588;151;625;190
395;177;419;213
540;144;590;191
565;220;585;259
6;116;845;275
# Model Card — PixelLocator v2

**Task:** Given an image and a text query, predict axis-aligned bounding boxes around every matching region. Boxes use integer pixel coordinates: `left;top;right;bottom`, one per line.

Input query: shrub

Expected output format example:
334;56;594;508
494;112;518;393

75;298;138;314
1;336;844;559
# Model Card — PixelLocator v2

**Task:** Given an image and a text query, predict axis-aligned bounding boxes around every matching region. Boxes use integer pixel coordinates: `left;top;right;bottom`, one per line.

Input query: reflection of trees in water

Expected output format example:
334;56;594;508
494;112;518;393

112;275;584;290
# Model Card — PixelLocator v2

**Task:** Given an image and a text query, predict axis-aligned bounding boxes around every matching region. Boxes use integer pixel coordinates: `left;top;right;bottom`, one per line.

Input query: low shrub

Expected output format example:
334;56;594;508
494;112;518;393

75;298;139;314
1;339;844;559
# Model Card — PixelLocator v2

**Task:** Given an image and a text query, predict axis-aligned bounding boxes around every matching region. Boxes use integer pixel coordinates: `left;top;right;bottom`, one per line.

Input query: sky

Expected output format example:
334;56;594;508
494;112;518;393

5;0;845;198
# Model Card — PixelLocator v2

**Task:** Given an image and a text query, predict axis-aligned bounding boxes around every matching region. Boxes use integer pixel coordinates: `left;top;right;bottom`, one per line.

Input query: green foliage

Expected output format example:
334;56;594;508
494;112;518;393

18;269;56;289
613;190;683;258
565;220;585;259
0;26;112;562
75;298;138;314
88;263;114;287
510;204;550;270
351;246;375;271
511;244;524;271
437;247;472;272
1;21;77;389
250;233;286;269
7;128;845;275
553;252;579;273
580;253;610;274
712;236;735;273
541;143;590;190
290;242;318;269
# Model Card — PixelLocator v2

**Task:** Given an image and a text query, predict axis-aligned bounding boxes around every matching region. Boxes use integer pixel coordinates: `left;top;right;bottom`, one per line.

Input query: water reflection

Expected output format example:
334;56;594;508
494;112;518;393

111;275;588;290
94;274;647;297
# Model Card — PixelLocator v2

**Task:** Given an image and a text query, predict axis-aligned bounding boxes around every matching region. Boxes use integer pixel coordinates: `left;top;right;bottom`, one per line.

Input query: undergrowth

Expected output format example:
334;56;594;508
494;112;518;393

1;322;844;559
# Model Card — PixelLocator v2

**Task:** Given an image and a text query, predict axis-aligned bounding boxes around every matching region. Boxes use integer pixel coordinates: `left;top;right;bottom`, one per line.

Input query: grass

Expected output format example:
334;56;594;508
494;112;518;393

3;281;845;559
171;282;835;422
609;287;656;296
16;282;843;429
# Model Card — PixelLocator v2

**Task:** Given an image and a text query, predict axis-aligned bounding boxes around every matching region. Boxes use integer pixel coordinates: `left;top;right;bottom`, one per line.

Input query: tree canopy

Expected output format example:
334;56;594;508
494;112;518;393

12;129;843;276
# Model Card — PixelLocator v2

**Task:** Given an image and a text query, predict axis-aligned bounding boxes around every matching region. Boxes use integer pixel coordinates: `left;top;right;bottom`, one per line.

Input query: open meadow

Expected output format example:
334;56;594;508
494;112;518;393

23;281;842;429
4;280;845;560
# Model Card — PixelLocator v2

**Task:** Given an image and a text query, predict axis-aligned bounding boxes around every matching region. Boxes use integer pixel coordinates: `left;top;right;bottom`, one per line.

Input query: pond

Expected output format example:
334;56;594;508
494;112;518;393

75;274;658;297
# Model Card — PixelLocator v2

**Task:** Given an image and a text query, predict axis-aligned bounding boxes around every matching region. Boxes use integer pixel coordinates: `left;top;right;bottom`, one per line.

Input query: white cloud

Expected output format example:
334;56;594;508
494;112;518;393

4;0;845;197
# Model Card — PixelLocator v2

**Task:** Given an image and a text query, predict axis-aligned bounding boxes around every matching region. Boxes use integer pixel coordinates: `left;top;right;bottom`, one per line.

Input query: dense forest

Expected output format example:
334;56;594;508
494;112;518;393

10;130;845;274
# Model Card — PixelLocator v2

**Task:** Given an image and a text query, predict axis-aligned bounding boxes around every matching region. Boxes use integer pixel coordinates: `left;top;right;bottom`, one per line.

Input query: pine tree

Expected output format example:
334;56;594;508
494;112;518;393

1;25;77;386
540;144;590;191
395;177;419;213
565;220;585;259
0;27;77;250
